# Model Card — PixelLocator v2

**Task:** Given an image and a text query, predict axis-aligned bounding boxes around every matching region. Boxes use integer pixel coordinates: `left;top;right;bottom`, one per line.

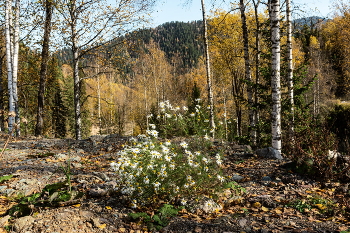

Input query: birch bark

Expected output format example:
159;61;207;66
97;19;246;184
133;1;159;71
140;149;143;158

5;0;20;136
201;0;215;137
270;0;282;152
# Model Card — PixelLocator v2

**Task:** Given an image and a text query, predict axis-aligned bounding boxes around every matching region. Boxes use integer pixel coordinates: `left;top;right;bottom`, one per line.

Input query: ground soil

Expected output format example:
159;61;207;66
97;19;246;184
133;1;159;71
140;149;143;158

0;135;349;233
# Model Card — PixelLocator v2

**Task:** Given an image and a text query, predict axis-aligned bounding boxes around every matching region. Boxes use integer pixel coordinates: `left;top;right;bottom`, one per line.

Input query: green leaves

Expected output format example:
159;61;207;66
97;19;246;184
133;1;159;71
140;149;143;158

0;175;13;184
129;204;183;231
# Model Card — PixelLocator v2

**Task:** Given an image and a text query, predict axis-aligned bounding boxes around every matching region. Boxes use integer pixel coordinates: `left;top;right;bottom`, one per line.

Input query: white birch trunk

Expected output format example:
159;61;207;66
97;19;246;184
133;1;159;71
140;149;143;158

286;0;294;140
5;0;20;136
270;0;282;152
13;0;20;136
73;49;82;140
5;0;15;133
201;0;215;137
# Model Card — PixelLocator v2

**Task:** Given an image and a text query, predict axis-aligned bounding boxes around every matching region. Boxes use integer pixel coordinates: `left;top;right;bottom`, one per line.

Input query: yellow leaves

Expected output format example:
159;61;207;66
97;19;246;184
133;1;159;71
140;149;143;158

252;202;261;208
314;203;327;210
105;206;112;210
72;204;81;208
98;224;107;229
309;36;320;49
261;206;269;212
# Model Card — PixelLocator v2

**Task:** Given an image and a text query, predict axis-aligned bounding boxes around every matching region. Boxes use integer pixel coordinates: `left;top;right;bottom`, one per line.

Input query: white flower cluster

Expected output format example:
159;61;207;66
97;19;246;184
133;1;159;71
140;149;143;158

110;132;226;208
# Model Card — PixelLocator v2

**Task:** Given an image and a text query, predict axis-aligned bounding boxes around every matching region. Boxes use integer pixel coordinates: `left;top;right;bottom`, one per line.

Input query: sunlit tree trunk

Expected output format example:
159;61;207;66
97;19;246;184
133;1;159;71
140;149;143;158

240;0;256;146
201;0;215;137
5;0;20;136
35;0;53;136
270;0;282;152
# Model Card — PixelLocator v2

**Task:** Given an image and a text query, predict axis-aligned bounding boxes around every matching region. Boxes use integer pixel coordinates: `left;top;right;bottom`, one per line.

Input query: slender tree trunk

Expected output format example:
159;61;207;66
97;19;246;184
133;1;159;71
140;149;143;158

253;0;261;145
12;0;20;136
73;49;82;140
5;0;15;134
286;0;294;141
240;0;256;146
97;74;102;135
201;0;215;137
67;0;82;140
0;54;5;132
270;0;282;152
35;0;53;136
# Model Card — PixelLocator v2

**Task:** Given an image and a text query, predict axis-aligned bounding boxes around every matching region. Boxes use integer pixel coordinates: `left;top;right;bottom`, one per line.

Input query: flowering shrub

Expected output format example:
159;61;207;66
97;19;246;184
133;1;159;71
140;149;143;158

110;130;228;209
148;99;225;138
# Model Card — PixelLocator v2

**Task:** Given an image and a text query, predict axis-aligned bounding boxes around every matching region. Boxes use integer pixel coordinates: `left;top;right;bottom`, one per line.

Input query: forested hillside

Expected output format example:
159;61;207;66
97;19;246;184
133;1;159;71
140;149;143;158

1;0;350;155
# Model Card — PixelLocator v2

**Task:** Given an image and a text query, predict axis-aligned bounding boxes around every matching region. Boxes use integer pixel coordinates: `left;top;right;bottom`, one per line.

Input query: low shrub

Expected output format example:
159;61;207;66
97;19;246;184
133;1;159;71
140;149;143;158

110;129;232;209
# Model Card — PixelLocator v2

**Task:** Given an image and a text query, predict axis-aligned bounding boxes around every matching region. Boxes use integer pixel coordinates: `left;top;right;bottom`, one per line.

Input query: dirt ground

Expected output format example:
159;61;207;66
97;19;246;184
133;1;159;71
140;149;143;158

0;135;349;233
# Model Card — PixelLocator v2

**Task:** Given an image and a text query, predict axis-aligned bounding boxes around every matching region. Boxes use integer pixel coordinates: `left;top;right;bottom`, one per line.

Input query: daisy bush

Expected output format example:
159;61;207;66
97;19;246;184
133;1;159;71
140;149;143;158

149;99;226;138
110;130;228;209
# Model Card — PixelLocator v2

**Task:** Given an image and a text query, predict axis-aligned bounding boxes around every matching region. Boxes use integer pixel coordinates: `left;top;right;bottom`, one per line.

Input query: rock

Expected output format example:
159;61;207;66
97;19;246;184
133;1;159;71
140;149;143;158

92;172;110;181
187;197;223;214
231;174;244;182
71;163;83;169
255;147;283;160
70;156;81;162
231;145;252;152
4;189;15;196
75;149;85;154
88;186;109;197
91;217;102;228
238;218;248;227
54;153;68;160
262;176;272;182
0;186;7;192
0;215;11;227
13;216;34;232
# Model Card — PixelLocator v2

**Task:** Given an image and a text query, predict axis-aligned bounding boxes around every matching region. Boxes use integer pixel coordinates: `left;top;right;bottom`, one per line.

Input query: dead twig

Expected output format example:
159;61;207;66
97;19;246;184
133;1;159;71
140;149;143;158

0;126;16;158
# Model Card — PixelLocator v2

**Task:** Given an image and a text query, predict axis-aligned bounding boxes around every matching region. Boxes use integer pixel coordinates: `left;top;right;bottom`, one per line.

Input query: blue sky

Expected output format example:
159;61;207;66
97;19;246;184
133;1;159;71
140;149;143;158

151;0;332;26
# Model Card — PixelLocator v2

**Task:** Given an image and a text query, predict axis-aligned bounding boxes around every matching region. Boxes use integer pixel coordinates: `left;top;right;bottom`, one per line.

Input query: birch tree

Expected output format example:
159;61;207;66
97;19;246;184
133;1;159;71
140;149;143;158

56;0;155;140
201;0;216;137
5;0;20;136
270;0;282;152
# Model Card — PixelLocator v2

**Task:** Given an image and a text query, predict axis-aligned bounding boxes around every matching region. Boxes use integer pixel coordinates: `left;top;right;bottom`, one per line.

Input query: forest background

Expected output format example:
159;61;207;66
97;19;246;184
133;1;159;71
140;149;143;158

1;0;350;156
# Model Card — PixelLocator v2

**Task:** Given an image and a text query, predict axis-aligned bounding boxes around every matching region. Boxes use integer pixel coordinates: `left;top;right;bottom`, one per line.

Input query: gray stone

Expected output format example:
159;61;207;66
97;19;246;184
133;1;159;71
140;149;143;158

70;156;81;162
4;189;15;196
13;216;35;231
75;149;85;154
54;153;68;160
255;147;283;160
262;176;272;182
231;174;244;181
0;186;7;192
238;218;248;227
71;162;83;168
